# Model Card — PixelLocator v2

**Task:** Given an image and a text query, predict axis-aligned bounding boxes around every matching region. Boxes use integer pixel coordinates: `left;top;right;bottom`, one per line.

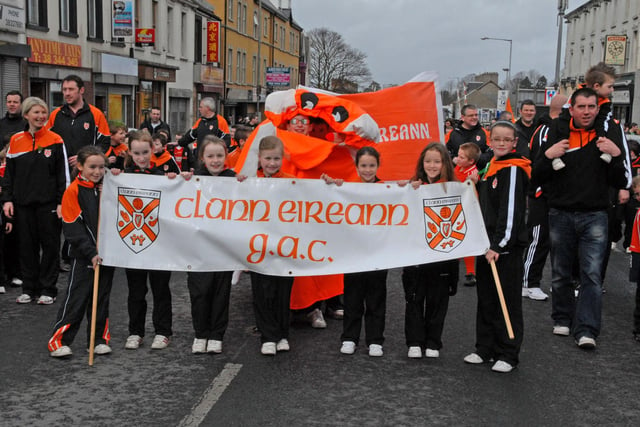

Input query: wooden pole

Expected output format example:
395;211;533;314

88;263;100;366
489;259;515;340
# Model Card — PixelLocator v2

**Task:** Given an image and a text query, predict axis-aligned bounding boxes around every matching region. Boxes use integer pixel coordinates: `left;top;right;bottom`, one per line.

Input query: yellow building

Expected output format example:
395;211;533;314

210;0;303;123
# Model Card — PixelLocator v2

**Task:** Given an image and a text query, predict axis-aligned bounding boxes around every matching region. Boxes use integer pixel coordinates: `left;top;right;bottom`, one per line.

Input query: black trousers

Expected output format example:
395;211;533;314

250;272;293;343
523;196;550;289
187;271;232;340
125;268;172;337
474;249;524;366
403;260;456;350
635;280;640;335
341;270;387;346
15;203;60;298
48;260;114;349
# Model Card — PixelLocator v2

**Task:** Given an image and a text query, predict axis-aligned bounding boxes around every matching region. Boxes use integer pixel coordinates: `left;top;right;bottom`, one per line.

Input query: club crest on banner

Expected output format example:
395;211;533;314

117;187;161;253
423;196;466;253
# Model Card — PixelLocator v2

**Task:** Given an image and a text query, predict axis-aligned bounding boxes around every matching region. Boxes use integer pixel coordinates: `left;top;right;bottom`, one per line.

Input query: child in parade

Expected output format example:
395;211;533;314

48;146;115;358
106;123;128;170
180;136;236;354
112;130;174;350
453;142;480;287
628;175;640;342
250;136;295;355
151;132;181;174
403;142;459;359
322;146;388;357
464;121;529;373
2;97;69;305
225;125;251;169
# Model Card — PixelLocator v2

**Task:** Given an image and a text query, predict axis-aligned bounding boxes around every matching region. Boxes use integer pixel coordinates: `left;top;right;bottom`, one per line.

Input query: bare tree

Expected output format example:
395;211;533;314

307;28;372;93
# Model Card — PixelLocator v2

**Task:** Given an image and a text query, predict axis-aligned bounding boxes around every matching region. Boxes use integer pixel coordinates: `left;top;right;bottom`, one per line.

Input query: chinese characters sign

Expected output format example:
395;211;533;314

207;21;220;63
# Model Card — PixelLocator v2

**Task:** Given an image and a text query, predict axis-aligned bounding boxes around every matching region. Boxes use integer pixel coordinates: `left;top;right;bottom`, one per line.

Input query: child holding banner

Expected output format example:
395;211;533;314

112;130;174;351
464;121;529;373
151;132;181;174
403;142;459;359
180;136;236;354
322;146;389;357
250;136;295;356
48;146;115;357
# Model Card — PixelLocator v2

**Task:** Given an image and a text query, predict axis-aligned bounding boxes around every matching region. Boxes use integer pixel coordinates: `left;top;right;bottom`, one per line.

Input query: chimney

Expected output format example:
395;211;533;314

280;0;291;9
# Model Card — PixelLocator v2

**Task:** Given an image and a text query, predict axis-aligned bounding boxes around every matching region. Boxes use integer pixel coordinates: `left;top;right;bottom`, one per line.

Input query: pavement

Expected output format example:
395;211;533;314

1;245;640;426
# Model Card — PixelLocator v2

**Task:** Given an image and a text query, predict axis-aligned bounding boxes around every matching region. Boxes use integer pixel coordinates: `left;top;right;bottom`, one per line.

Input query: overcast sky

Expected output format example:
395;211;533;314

291;0;588;87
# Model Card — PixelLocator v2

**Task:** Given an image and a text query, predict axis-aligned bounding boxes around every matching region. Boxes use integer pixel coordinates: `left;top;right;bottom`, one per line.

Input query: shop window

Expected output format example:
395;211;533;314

195;15;203;63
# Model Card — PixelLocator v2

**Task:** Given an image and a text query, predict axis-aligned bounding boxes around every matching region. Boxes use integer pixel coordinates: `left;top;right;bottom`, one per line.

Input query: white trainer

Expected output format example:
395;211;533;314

37;295;56;305
207;339;223;354
261;342;276;355
576;336;596;349
125;335;143;349
340;341;356;355
425;348;440;358
50;346;72;358
368;344;383;357
192;338;207;354
463;353;485;364
151;335;170;350
407;346;422;359
276;339;289;352
307;308;327;329
553;326;570;336
16;294;32;304
527;288;549;301
491;360;514;373
93;344;112;355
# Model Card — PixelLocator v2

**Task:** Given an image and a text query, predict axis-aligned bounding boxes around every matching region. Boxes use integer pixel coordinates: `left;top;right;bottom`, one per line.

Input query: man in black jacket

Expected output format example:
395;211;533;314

514;99;537;157
0;91;26;148
532;87;630;350
140;106;171;140
447;104;491;169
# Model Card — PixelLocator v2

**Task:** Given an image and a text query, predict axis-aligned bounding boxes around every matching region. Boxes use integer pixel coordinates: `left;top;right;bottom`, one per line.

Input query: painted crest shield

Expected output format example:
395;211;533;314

117;187;161;253
423;196;467;253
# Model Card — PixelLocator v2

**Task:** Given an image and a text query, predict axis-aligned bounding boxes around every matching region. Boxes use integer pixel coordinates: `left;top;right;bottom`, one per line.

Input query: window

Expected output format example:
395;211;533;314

152;0;158;31
195;16;203;63
281;27;285;49
263;17;268;37
252;55;257;85
236;51;242;83
253;12;258;39
237;2;241;29
181;12;188;56
87;0;103;39
27;0;47;28
167;6;174;53
60;0;78;34
242;52;247;84
227;48;233;82
263;59;267;85
241;4;247;34
228;1;234;21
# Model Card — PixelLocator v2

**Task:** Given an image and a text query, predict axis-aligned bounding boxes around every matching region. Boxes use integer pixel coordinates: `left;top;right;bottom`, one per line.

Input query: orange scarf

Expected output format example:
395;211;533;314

484;157;531;179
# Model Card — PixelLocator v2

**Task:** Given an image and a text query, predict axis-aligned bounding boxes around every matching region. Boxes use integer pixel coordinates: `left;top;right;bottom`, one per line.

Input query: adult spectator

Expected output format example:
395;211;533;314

522;94;568;301
498;111;513;122
178;97;230;148
514;100;537;158
446;104;491;169
46;75;111;168
0;91;26;148
629;123;639;135
139;106;171;141
532;87;630;349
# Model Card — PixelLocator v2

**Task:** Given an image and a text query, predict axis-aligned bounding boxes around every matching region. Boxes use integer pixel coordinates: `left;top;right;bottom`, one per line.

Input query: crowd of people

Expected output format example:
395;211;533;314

1;63;639;374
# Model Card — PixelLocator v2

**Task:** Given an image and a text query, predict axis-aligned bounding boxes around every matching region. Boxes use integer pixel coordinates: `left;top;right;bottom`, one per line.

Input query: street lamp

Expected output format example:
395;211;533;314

481;37;513;87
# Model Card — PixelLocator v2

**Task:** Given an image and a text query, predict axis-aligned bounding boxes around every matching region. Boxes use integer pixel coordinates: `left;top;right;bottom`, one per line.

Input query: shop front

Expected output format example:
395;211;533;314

0;1;30;114
137;63;177;128
93;53;138;127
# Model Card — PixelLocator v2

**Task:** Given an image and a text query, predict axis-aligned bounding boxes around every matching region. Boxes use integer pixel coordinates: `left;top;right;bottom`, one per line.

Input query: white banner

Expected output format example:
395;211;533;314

98;173;490;275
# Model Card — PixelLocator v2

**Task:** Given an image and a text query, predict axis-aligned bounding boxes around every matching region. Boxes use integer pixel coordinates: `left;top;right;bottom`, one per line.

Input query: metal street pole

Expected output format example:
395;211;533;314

481;37;512;87
555;0;568;86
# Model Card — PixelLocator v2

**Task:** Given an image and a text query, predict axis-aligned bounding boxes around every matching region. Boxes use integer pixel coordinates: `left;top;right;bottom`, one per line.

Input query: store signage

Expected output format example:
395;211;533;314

27;37;81;67
207;21;220;63
112;0;134;37
266;67;291;87
135;28;155;47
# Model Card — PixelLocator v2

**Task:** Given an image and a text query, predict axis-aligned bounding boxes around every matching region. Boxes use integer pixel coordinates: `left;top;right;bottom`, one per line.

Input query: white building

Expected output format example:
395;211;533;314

562;0;640;124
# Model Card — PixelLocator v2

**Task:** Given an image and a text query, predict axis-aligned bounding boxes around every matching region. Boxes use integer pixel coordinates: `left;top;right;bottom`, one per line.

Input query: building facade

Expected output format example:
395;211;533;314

561;0;640;125
0;0;304;134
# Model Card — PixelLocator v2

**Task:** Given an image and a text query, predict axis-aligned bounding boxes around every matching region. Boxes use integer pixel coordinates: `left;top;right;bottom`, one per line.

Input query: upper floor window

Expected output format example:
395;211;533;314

27;0;48;28
87;0;103;40
253;12;258;39
60;0;78;35
228;1;234;21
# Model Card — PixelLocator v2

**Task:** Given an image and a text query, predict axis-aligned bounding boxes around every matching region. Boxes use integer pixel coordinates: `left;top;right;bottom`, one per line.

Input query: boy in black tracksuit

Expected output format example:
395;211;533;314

465;121;529;372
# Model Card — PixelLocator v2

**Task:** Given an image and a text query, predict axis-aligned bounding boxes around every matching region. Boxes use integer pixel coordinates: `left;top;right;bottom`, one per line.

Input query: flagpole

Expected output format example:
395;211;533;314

88;264;100;366
489;259;515;339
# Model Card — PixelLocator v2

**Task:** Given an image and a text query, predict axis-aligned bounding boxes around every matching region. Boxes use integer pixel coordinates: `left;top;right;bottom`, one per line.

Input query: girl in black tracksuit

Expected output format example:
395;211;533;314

115;130;174;350
183;136;235;354
48;146;115;357
403;142;459;359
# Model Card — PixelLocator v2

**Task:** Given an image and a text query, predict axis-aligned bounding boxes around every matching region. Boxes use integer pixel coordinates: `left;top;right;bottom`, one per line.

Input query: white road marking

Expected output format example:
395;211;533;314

178;363;243;427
